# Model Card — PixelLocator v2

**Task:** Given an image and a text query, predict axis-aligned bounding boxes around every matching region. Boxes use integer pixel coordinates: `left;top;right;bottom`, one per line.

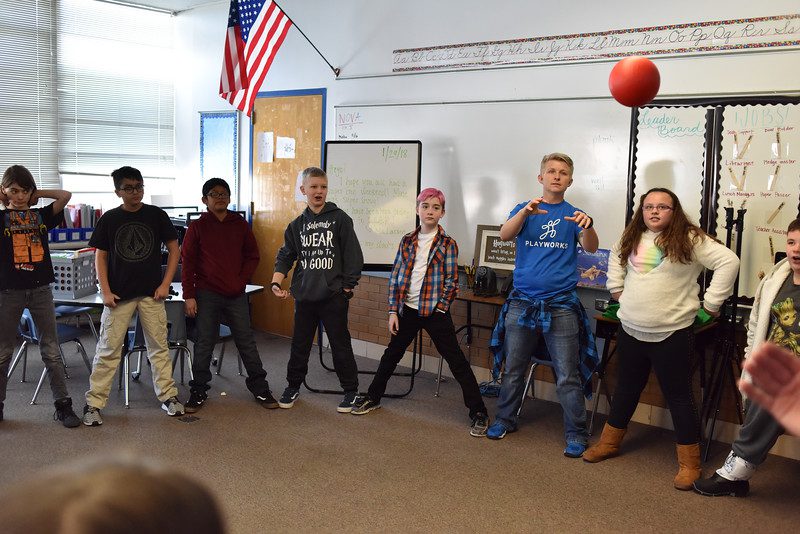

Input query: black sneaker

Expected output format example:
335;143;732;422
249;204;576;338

185;390;208;413
278;387;300;409
337;391;359;413
693;473;750;497
351;396;381;415
53;398;81;428
470;412;489;437
256;391;279;409
0;402;4;422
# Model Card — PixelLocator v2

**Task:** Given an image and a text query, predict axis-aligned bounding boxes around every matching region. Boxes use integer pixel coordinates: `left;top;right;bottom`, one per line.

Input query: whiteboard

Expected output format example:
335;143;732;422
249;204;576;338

335;100;632;262
632;106;708;224
324;141;421;269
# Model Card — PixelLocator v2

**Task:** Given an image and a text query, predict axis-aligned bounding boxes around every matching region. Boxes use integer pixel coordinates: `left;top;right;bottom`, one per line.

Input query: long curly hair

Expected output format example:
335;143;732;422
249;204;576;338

617;187;709;267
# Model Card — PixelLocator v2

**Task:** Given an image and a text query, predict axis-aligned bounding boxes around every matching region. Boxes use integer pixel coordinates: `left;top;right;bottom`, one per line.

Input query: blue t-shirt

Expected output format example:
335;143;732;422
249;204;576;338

509;199;582;299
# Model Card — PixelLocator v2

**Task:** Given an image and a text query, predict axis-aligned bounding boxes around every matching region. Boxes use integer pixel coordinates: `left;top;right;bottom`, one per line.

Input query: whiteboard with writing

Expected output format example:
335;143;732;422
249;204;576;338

335;100;631;264
717;103;799;297
324;141;421;269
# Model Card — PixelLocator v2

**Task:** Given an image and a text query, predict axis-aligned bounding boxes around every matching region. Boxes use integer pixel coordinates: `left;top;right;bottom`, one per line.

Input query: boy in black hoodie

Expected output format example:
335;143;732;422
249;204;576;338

271;167;364;412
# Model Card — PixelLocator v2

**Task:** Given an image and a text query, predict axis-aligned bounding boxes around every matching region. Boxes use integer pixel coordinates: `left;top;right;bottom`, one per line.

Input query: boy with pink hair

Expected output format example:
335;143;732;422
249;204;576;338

351;188;490;436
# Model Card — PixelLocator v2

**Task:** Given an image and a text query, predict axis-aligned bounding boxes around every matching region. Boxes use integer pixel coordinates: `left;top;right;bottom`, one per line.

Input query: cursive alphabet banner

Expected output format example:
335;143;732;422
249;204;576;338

392;14;800;73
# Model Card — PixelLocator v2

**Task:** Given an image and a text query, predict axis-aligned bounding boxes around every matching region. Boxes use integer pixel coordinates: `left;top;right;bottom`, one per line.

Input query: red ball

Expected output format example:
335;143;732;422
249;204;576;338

608;56;660;107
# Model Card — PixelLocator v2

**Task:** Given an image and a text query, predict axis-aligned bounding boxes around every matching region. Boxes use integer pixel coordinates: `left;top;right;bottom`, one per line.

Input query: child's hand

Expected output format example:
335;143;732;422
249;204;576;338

271;285;289;299
388;314;399;335
102;292;120;308
0;189;7;207
523;197;548;216
565;210;593;228
184;298;197;318
29;190;42;206
153;283;170;301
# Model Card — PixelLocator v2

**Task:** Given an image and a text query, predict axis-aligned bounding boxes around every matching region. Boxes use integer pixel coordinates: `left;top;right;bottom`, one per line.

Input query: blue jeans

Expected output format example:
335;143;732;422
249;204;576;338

495;300;587;444
189;289;269;397
0;285;70;403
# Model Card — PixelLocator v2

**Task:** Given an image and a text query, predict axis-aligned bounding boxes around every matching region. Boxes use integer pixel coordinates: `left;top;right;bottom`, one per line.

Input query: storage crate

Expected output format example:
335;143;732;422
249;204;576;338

50;249;97;299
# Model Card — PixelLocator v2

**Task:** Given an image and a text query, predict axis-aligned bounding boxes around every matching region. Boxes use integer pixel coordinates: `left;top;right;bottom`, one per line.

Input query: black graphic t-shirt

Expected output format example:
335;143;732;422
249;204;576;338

0;204;62;290
89;204;178;301
767;275;800;357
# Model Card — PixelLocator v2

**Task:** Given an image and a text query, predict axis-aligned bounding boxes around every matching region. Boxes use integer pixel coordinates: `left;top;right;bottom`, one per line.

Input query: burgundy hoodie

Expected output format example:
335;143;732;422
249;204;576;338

181;210;259;299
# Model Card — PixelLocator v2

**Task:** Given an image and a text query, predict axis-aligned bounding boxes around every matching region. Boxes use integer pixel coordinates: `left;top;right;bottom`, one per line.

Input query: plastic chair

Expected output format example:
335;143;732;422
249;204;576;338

54;305;99;340
7;309;92;405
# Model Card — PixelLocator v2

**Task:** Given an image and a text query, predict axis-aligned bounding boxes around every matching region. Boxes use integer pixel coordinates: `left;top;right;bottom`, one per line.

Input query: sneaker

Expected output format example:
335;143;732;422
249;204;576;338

161;396;185;417
337;391;359;413
256;391;279;409
185;390;208;413
83;405;103;426
486;421;517;440
470;412;490;437
693;473;750;497
278;387;300;409
564;441;587;458
351;396;381;415
54;398;80;428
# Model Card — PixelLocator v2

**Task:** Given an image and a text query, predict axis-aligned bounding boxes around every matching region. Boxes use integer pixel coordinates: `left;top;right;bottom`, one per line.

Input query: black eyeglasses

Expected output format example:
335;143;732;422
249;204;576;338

206;191;230;199
118;184;144;193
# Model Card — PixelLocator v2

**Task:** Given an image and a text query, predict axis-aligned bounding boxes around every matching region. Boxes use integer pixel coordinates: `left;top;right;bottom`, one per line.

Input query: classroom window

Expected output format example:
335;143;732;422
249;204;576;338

0;0;59;190
57;0;175;186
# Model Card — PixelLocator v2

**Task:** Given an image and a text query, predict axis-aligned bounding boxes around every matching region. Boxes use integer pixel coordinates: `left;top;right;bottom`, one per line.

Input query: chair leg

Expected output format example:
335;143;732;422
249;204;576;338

215;342;226;376
434;354;446;398
75;341;92;373
59;346;70;379
8;342;28;380
83;312;99;340
124;353;130;408
589;375;605;436
236;349;243;377
31;368;48;405
516;363;539;417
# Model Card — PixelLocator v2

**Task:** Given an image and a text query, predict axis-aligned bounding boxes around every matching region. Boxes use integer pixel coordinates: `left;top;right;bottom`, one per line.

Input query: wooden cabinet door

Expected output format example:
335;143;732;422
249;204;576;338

250;91;324;336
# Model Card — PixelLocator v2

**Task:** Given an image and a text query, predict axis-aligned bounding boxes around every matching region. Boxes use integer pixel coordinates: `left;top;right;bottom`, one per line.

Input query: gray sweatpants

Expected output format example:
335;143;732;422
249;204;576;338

731;400;785;465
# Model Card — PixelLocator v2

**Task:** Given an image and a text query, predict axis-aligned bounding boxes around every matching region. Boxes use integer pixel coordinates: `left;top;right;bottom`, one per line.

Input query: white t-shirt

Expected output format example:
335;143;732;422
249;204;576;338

404;229;436;310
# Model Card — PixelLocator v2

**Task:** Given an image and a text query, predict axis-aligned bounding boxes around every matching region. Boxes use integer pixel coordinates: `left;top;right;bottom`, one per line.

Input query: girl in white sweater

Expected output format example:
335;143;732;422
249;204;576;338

583;187;740;490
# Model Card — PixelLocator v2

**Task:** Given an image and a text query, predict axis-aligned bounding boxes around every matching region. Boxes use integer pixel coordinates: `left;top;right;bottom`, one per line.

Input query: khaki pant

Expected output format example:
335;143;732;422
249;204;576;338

85;297;178;409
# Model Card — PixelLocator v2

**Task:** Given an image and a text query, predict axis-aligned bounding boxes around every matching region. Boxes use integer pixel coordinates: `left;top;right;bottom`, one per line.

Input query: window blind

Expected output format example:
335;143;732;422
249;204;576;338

0;0;59;189
57;0;175;180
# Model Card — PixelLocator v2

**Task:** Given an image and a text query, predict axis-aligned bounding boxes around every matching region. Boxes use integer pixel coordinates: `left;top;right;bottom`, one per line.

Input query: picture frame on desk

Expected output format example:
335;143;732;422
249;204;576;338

473;224;516;276
577;248;610;289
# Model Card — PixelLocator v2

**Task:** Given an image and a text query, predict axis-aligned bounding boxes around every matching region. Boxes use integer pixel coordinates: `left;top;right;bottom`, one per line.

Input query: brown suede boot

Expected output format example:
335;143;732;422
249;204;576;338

583;423;626;463
674;443;702;490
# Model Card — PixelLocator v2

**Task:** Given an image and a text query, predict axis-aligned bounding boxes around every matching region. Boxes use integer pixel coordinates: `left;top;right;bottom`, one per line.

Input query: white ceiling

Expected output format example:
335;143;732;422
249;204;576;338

113;0;221;14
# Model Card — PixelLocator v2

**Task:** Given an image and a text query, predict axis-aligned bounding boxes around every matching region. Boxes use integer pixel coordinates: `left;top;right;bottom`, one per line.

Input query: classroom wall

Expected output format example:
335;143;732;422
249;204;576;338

174;0;800;207
171;0;800;458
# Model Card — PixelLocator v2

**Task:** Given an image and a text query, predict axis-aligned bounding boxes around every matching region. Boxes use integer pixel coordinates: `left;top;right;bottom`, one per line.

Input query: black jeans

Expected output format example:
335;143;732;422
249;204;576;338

608;326;700;444
189;289;269;397
287;293;359;392
368;305;487;419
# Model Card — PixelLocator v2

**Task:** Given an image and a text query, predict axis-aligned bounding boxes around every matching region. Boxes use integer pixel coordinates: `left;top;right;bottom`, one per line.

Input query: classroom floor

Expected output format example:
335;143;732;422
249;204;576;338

1;330;800;533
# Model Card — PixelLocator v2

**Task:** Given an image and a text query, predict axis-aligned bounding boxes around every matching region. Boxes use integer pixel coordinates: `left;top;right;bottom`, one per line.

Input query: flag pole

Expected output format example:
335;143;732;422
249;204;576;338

274;1;340;77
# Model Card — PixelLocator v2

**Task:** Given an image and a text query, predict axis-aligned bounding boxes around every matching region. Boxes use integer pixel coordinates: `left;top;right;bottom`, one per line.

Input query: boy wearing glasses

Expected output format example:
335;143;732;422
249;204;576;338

486;153;600;458
83;166;184;425
181;178;278;412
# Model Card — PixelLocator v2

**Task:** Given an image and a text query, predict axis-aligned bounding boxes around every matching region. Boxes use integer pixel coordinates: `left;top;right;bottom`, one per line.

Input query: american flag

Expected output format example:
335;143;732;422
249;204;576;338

219;0;292;116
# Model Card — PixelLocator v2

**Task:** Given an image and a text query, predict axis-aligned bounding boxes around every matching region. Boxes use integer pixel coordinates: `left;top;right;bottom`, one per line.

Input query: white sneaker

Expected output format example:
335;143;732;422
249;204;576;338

161;397;185;416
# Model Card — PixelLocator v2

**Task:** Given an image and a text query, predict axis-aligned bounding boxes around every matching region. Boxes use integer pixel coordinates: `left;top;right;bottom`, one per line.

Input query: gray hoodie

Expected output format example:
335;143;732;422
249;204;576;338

274;202;364;302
